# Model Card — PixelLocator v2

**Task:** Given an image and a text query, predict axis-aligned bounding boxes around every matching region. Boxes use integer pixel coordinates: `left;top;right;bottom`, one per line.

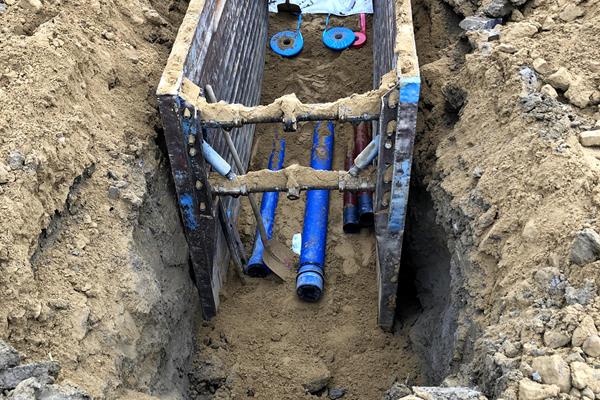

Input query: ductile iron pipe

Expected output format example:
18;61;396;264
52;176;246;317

343;144;360;233
246;139;286;277
297;122;334;302
354;122;374;227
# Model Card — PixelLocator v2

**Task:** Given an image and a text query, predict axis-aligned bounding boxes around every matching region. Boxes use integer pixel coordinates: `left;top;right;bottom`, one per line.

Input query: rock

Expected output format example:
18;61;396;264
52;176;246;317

570;362;600;393
502;22;538;42
565;279;597;305
302;365;331;394
543;330;571;349
8;377;90;400
532;58;555;76
412;387;485;400
572;315;598;347
0;362;60;390
383;383;412;400
7;151;24;170
459;16;502;31
482;0;513;17
565;77;594;108
531;355;571;393
0;3;5;14
582;335;600;357
142;7;168;26
540;84;558;99
559;4;585;22
546;67;573;91
0;341;21;370
579;130;600;147
108;186;120;199
510;9;524;22
328;387;346;399
518;379;560;400
497;43;517;53
569;228;600;265
581;387;595;400
270;333;282;342
21;0;42;12
101;31;115;41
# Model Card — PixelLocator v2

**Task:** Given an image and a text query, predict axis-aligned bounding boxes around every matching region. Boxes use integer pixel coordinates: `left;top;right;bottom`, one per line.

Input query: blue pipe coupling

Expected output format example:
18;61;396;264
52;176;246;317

246;139;286;277
297;122;334;302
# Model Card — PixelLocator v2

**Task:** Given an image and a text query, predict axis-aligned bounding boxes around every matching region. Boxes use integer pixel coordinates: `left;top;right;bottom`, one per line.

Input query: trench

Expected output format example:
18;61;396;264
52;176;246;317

180;5;466;399
176;1;475;399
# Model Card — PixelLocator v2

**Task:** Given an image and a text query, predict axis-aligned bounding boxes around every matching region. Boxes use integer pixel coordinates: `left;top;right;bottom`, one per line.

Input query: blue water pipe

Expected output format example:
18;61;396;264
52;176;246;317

246;139;286;277
297;121;335;302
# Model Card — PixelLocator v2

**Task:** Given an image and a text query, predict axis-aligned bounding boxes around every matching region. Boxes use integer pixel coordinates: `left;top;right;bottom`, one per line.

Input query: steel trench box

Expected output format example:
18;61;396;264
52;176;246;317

157;0;420;330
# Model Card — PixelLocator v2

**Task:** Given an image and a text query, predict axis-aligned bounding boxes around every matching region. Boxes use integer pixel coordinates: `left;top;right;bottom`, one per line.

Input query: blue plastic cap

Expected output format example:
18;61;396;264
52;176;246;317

270;31;304;57
296;264;324;302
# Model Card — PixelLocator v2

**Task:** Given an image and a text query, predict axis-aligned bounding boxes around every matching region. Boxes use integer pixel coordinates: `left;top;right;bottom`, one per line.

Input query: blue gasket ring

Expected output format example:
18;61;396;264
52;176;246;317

270;30;304;57
322;27;355;51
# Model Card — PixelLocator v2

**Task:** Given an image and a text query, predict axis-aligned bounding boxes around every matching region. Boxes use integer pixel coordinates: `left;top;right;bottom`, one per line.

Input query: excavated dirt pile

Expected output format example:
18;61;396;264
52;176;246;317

1;0;600;399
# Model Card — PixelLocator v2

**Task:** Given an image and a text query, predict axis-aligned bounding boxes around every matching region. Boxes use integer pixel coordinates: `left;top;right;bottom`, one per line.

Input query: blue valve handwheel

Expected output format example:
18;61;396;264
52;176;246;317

322;27;355;51
270;31;304;57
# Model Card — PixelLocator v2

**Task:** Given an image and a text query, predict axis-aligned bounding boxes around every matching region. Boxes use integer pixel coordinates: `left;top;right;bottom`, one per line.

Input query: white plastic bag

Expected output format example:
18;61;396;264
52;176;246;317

268;0;373;16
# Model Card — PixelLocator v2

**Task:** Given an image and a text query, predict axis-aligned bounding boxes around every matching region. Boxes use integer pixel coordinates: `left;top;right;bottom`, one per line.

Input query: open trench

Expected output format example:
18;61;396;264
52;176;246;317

183;3;472;399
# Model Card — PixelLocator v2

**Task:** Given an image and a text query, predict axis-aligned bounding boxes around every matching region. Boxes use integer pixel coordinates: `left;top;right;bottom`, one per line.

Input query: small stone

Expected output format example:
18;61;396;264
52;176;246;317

569;228;600;265
532;58;555;75
0;362;60;390
543;330;571;349
565;77;594;108
541;16;555;31
540;84;558;99
108;186;120;199
581;387;594;399
518;379;560;400
142;7;168;26
572;315;598;347
472;166;484;178
7;150;24;170
412;387;484;400
546;67;573;91
302;365;331;394
0;341;21;371
570;361;600;393
5;0;15;5
531;355;571;393
101;31;115;41
559;4;584;22
383;383;412;400
0;164;10;184
459;16;502;31
497;43;517;53
502;22;538;41
270;333;282;342
328;387;346;399
582;335;600;357
565;279;598;305
22;0;42;12
482;0;513;17
510;9;524;22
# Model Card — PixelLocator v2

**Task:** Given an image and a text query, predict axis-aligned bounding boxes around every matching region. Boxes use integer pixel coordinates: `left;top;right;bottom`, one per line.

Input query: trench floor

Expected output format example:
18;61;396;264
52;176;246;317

192;14;425;400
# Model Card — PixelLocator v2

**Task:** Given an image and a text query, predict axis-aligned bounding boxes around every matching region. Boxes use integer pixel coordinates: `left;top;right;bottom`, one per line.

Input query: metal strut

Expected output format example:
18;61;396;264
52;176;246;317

208;166;376;198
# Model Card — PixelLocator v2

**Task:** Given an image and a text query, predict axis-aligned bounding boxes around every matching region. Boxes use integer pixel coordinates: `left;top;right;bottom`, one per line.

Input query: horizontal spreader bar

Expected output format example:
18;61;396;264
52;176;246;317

179;73;399;132
209;165;375;198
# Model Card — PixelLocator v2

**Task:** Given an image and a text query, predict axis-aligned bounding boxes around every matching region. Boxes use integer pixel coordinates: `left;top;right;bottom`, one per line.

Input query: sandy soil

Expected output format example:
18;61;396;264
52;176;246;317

189;13;425;400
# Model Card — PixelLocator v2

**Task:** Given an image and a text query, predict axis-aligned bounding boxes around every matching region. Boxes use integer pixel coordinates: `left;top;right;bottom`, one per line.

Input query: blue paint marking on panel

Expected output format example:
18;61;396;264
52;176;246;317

388;159;412;233
399;77;421;104
180;193;198;230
